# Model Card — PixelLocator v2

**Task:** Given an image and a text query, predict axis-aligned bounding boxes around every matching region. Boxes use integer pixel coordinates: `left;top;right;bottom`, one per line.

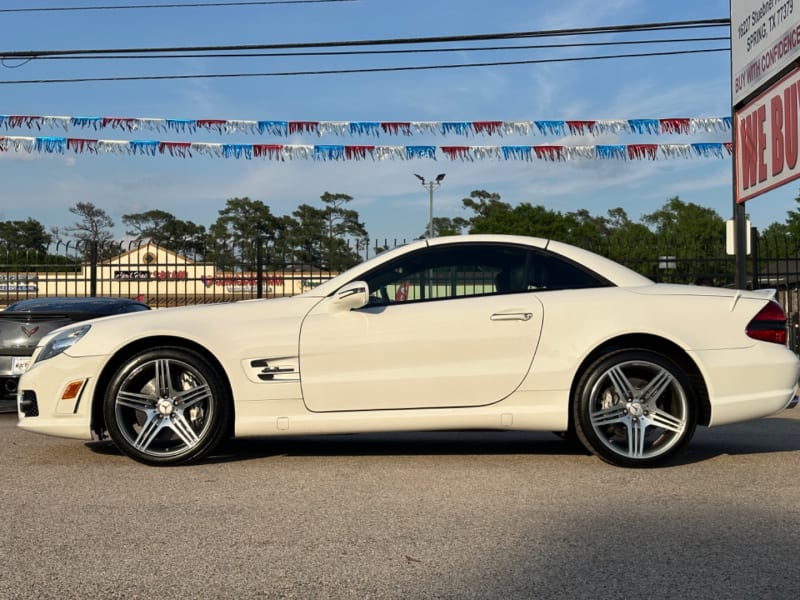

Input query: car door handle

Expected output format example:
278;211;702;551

490;312;533;321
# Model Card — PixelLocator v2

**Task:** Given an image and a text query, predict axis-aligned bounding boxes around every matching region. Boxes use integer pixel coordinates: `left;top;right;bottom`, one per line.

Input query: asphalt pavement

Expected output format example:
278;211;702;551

1;408;799;599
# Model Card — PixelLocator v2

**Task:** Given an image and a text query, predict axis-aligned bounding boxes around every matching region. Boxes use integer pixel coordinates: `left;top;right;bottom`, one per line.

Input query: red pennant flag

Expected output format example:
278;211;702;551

345;145;375;160
566;120;596;135
533;146;564;161
660;118;690;134
627;144;658;160
472;121;503;135
381;122;411;135
253;144;284;159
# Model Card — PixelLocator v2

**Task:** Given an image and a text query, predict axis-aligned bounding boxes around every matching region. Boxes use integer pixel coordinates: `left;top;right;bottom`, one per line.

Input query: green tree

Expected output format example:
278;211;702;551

285;203;328;268
770;189;800;238
462;190;572;239
761;189;800;258
320;192;368;270
460;190;511;231
641;196;724;242
563;208;610;248
208;197;282;268
640;197;727;283
597;207;659;276
0;218;52;253
760;221;795;259
62;202;117;258
283;193;367;270
122;209;207;254
418;217;469;239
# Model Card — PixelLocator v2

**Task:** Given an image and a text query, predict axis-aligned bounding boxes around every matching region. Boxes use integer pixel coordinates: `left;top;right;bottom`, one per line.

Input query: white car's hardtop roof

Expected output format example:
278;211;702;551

303;234;651;297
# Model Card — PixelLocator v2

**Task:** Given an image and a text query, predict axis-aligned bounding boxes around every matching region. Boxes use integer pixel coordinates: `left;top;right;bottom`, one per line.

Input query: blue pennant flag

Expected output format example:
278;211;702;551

258;121;289;136
71;116;103;130
501;146;533;161
314;145;345;161
596;145;627;160
222;144;253;159
129;141;159;156
349;122;381;137
534;121;566;135
628;119;659;134
35;137;66;154
440;122;472;136
691;143;724;158
165;119;197;133
406;146;437;159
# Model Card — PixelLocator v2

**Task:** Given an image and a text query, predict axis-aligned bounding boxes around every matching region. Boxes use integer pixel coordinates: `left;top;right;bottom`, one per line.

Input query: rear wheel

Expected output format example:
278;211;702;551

104;347;231;466
573;349;697;467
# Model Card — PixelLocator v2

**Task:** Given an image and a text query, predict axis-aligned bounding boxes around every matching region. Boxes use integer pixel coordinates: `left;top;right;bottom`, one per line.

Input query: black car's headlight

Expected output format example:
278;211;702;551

36;324;92;363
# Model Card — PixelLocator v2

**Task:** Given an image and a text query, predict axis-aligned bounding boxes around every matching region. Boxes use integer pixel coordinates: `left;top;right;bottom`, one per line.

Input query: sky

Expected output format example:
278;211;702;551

0;0;791;244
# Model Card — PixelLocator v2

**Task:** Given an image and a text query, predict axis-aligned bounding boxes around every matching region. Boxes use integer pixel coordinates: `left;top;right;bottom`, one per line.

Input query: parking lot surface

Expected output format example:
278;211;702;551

1;409;799;599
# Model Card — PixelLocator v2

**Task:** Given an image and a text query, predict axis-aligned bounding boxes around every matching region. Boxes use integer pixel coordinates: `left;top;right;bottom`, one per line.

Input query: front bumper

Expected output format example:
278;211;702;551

16;352;106;440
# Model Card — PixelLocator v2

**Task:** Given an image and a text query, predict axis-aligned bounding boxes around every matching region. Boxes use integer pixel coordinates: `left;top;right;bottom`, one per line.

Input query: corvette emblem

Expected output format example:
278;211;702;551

21;326;39;337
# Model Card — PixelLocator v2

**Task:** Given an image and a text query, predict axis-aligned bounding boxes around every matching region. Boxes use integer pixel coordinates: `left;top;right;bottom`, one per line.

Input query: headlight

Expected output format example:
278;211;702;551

36;324;92;363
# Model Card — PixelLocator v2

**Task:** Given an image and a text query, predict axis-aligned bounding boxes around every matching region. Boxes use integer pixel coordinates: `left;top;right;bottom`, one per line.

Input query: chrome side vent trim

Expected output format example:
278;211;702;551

246;357;300;383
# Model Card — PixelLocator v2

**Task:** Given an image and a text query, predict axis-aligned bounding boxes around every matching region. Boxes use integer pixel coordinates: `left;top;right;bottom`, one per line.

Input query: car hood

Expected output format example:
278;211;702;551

45;295;322;359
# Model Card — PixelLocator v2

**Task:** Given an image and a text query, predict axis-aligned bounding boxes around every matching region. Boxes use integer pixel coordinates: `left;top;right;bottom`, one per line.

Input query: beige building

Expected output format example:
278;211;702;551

1;243;333;308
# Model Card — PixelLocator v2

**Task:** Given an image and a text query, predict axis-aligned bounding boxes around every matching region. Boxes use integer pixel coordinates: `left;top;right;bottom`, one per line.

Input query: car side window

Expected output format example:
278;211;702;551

362;244;531;305
528;250;611;291
360;243;613;306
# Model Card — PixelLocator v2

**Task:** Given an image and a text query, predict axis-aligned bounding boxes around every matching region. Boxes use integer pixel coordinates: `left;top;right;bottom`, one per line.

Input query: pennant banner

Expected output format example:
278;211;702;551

0;114;733;138
0;135;733;162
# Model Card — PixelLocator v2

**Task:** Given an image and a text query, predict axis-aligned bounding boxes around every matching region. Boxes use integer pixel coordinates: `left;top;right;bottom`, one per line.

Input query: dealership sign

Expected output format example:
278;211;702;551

736;67;800;201
732;0;800;106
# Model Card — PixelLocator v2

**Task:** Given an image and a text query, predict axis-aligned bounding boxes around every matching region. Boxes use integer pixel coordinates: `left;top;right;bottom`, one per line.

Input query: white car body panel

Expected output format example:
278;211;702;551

299;293;544;411
15;235;800;465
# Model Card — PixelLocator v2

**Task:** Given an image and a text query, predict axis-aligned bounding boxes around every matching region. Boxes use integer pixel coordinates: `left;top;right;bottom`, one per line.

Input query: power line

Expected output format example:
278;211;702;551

0;0;358;13
0;47;730;85
0;19;730;59
11;36;730;62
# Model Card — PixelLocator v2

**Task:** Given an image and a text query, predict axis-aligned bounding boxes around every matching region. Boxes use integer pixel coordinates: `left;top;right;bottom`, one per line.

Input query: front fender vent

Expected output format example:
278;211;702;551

246;357;300;383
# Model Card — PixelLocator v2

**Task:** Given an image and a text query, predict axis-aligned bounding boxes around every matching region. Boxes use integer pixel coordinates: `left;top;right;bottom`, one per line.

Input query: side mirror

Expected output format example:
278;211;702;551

332;281;370;311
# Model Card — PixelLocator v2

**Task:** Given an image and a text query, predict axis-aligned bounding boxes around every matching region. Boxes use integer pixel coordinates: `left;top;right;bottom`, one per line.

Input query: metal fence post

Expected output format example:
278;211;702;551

750;227;760;290
89;241;98;297
256;236;264;299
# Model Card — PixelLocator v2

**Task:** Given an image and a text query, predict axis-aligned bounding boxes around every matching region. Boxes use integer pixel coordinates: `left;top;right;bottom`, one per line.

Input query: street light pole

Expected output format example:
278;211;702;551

414;173;445;238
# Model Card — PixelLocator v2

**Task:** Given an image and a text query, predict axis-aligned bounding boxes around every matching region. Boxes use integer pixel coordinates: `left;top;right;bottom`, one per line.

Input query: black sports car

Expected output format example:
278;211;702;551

0;297;150;402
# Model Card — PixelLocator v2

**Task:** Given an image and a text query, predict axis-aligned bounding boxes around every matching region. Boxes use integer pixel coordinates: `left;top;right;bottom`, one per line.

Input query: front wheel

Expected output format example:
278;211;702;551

103;347;231;466
573;349;697;468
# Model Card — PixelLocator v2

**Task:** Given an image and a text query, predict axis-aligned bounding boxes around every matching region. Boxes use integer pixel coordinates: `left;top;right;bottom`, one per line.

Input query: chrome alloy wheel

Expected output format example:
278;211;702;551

113;357;215;460
587;359;689;461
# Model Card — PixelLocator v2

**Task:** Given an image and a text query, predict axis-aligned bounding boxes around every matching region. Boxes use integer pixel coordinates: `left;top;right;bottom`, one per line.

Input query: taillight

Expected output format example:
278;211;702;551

746;300;788;344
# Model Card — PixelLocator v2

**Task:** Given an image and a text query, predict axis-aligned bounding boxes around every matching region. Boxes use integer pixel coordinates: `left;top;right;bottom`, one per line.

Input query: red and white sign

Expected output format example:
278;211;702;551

736;66;800;202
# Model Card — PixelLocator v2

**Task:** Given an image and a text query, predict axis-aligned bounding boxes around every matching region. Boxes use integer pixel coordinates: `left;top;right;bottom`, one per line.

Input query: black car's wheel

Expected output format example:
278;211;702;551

104;347;231;466
573;349;697;468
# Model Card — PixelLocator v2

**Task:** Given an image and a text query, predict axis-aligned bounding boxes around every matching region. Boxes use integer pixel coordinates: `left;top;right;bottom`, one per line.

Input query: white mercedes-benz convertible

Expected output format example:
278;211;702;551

16;235;800;467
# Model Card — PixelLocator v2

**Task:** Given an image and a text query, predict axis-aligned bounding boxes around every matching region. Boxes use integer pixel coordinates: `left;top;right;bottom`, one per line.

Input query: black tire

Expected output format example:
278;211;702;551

573;349;697;468
103;347;231;466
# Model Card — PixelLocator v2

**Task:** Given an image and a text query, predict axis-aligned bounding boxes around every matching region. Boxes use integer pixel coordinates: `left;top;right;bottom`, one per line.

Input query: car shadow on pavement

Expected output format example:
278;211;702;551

85;415;800;466
85;430;591;463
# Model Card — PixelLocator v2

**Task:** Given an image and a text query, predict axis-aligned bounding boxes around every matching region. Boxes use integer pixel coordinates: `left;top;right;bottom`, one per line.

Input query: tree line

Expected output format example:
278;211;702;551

1;188;798;276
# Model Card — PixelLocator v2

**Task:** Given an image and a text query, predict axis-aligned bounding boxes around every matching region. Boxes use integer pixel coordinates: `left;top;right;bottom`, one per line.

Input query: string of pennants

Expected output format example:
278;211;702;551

0;135;733;161
0;114;732;137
